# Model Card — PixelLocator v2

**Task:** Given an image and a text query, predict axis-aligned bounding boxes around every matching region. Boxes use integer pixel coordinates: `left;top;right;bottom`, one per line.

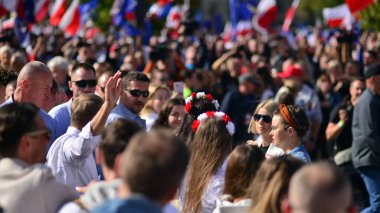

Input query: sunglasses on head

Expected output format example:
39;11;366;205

128;89;150;98
72;80;97;88
253;114;272;123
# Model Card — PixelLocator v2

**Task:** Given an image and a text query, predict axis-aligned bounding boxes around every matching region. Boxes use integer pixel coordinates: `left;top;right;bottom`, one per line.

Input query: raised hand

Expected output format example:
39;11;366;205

104;71;122;107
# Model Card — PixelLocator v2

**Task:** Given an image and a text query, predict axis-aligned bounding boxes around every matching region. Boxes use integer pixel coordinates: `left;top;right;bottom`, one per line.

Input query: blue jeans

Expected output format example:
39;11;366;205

357;166;380;213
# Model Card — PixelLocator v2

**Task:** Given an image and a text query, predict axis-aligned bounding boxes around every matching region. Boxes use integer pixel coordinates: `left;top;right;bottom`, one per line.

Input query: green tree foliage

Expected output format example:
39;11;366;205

359;2;380;31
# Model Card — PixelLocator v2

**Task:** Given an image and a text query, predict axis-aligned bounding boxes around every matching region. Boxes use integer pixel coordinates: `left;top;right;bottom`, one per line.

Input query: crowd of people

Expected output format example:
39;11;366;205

0;14;379;213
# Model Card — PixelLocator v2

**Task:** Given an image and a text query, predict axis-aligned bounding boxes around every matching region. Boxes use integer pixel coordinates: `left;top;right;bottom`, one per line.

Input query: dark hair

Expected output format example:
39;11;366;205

350;76;365;86
365;49;378;58
0;66;17;86
274;104;309;138
122;71;150;89
70;93;103;128
176;97;217;143
100;119;142;169
152;98;185;129
71;62;96;77
278;92;295;105
121;129;189;201
0;103;39;158
223;144;265;199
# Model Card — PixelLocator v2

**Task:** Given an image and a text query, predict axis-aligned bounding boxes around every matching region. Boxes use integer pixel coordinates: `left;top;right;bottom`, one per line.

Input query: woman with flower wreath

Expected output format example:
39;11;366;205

180;111;235;213
176;92;220;144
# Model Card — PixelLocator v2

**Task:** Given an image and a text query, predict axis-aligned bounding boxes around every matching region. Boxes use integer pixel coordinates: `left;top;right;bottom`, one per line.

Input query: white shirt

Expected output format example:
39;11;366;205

141;112;159;130
46;123;101;190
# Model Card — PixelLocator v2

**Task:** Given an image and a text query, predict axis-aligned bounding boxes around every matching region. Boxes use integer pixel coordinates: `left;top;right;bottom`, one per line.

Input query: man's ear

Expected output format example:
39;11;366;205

20;79;30;89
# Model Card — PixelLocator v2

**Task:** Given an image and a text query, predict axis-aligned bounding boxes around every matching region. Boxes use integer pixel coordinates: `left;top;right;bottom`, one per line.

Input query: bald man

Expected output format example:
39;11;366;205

282;161;355;213
0;61;57;143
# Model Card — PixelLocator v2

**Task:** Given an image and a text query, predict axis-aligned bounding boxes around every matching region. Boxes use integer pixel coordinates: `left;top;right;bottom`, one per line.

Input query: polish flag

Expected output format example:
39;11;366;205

252;0;277;34
59;0;80;36
323;4;354;29
50;0;66;26
223;22;233;42
237;20;253;36
35;0;49;23
0;0;20;17
166;5;182;29
282;0;300;32
345;0;375;14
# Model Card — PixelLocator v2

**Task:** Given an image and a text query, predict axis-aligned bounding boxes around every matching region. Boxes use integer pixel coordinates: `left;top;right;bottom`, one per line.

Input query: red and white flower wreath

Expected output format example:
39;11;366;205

185;92;220;114
192;111;235;135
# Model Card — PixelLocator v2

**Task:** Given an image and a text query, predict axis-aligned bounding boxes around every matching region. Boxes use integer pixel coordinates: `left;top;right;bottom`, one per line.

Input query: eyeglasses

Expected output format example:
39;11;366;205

127;89;150;98
253;114;272;123
72;80;97;88
25;129;51;140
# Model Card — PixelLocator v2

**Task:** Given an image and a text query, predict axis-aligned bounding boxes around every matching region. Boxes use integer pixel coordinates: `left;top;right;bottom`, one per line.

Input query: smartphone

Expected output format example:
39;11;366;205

173;81;184;95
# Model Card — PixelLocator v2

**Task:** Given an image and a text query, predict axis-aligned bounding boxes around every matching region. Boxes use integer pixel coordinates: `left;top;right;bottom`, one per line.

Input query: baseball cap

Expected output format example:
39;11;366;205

365;64;380;79
277;65;303;79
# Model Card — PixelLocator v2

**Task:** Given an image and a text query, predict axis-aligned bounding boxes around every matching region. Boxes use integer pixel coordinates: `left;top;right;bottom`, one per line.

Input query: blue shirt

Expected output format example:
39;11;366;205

0;96;58;145
289;144;312;163
106;102;146;129
91;195;162;213
49;99;72;138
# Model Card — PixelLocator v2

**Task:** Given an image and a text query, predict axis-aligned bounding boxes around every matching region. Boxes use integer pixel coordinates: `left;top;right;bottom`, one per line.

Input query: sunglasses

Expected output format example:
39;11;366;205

25;129;51;140
72;80;97;88
100;86;105;93
253;114;272;123
128;89;150;98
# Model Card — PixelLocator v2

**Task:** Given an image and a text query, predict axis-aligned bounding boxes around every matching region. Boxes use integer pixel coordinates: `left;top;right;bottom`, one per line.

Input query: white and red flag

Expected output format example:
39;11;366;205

166;5;182;29
323;4;354;29
282;0;300;32
34;0;50;23
252;0;277;34
50;0;66;26
0;0;23;18
345;0;375;13
59;0;80;36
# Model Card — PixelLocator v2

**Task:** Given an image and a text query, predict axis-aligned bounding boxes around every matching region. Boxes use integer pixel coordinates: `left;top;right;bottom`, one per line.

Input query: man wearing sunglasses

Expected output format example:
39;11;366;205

0;103;77;213
106;71;150;129
49;63;97;138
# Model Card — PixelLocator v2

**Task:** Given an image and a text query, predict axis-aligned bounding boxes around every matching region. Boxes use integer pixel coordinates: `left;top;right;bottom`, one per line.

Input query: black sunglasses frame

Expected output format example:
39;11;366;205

128;89;150;98
72;80;97;88
253;114;272;123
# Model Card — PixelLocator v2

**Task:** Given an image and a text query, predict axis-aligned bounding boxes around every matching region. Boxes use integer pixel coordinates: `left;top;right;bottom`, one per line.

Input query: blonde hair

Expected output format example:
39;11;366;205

248;100;278;134
140;84;170;116
247;155;304;213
